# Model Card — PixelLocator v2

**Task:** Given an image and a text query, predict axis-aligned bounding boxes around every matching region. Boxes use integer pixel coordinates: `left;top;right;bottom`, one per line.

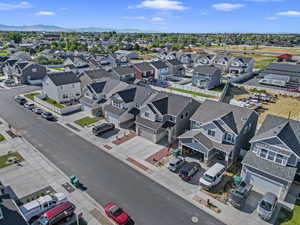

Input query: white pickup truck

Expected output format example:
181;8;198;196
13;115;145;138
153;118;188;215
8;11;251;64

19;193;67;223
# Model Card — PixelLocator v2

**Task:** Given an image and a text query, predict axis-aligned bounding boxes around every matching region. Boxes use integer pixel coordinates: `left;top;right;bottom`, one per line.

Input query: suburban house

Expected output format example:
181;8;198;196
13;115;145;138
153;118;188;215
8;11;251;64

107;53;129;68
166;59;185;76
150;60;169;80
193;54;216;67
136;93;200;144
114;50;139;59
79;68;113;88
192;65;221;89
112;66;136;83
228;57;254;75
176;52;193;66
80;78;129;116
241;114;300;200
258;63;300;88
178;100;258;167
42;71;81;104
103;85;156;128
6;62;47;85
64;56;90;74
212;55;232;73
132;62;155;81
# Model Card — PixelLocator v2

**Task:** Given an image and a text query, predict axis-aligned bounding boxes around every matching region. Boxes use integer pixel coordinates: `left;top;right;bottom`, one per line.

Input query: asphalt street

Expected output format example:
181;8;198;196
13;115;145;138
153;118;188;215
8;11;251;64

0;86;225;225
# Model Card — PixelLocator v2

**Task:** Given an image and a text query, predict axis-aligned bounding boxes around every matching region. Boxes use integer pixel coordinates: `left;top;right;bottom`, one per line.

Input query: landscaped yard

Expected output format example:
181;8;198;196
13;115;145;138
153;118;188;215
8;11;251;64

210;83;225;92
277;200;300;225
0;52;8;56
43;97;65;109
24;92;40;101
74;117;99;127
0;134;5;142
51;67;64;70
0;152;24;169
168;87;216;98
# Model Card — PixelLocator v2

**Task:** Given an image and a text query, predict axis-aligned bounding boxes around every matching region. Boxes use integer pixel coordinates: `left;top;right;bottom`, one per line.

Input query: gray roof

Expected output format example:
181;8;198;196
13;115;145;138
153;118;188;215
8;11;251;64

167;59;182;66
242;151;297;182
136;116;164;130
47;71;80;86
115;85;155;104
104;104;126;116
251;114;300;157
261;63;300;78
150;60;168;69
83;69;112;80
113;66;134;76
88;78;124;95
133;62;154;72
191;100;255;134
193;65;221;75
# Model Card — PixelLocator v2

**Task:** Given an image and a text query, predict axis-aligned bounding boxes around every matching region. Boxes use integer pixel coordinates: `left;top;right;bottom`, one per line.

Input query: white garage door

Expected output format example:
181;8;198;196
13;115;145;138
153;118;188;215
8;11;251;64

139;129;156;142
246;172;282;196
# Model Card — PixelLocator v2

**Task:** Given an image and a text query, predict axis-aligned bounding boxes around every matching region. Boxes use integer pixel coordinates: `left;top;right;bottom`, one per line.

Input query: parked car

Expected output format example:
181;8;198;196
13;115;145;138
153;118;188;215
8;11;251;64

41;112;55;121
199;163;225;190
92;123;115;136
24;102;35;110
168;157;185;172
257;192;278;221
34;201;76;225
33;107;43;115
4;79;15;86
178;162;200;181
228;181;253;209
15;96;27;105
104;202;129;225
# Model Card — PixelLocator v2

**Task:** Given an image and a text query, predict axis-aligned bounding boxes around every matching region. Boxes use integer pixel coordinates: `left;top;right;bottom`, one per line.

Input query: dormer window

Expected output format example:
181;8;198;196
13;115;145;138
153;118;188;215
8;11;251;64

267;151;276;161
275;154;284;164
208;129;215;137
144;112;150;118
260;149;268;158
224;133;235;144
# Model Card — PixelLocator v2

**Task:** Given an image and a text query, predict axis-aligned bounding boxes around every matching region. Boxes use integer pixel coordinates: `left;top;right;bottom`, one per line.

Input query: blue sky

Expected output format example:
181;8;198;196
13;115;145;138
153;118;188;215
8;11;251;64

0;0;299;32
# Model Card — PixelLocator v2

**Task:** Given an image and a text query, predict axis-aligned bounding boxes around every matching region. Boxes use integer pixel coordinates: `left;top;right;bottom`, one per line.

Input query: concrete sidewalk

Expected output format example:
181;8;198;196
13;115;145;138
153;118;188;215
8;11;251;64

0;118;110;225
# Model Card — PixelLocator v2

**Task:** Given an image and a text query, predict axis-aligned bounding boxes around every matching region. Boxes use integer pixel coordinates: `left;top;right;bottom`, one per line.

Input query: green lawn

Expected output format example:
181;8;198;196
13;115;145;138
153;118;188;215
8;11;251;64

254;57;276;70
74;117;99;127
51;67;64;70
0;52;8;56
168;87;215;98
0;134;5;142
43;97;65;109
0;152;24;169
24;92;40;101
277;200;300;225
210;84;225;93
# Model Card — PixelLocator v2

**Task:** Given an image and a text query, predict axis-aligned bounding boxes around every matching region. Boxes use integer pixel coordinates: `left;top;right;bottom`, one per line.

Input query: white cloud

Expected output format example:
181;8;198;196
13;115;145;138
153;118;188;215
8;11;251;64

35;11;56;16
265;16;278;20
136;0;187;11
122;16;146;20
0;1;31;10
277;11;300;16
151;16;164;22
212;3;245;12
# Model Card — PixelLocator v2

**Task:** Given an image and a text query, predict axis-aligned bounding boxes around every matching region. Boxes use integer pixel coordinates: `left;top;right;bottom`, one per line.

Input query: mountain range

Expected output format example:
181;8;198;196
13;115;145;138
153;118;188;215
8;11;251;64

0;24;154;33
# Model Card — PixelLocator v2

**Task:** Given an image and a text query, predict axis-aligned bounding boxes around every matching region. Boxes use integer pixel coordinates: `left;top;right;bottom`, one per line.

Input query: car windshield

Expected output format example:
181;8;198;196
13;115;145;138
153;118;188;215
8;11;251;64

203;174;215;183
260;200;272;211
110;206;123;217
39;216;49;225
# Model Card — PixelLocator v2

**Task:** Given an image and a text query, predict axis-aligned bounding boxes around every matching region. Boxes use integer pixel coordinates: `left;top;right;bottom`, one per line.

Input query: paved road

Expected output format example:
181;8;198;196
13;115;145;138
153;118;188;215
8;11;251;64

0;86;225;225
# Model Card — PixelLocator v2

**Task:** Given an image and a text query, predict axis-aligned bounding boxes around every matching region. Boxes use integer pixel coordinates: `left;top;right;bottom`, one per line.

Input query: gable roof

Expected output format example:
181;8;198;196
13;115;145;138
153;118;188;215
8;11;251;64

150;60;168;69
113;66;134;76
83;69;112;80
251;114;300;157
115;85;155;104
193;65;220;75
191;100;254;134
47;71;80;86
133;62;154;72
167;59;182;66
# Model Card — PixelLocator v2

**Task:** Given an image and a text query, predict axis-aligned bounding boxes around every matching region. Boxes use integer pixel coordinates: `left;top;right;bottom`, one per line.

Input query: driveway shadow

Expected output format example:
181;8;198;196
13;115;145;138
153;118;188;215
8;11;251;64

241;191;262;214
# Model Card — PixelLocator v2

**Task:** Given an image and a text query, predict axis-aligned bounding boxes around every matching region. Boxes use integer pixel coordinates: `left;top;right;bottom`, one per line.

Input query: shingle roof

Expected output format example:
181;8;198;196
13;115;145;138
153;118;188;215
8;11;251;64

191;100;254;134
113;66;134;76
251;114;300;157
89;82;106;94
242;151;297;182
150;60;168;69
84;69;112;80
47;71;80;86
261;63;300;78
167;59;182;66
193;65;220;75
133;62;154;72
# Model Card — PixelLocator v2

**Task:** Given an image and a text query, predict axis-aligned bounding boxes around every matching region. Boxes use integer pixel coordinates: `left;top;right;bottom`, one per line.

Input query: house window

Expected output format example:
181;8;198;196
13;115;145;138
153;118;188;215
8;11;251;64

144;112;150;118
180;114;184;119
260;149;268;159
208;129;215;137
267;151;276;161
169;116;175;122
185;112;189;118
224;133;235;144
275;154;284;164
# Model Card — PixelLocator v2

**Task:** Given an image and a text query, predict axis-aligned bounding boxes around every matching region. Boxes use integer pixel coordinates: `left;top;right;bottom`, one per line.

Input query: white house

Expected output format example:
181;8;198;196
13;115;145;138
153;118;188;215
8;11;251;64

42;71;81;103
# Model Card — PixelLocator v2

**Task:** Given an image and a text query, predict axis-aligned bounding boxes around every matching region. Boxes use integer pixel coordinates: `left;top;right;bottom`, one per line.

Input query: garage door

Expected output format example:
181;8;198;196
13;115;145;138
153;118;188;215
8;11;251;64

106;114;119;125
246;172;282;196
139;128;156;142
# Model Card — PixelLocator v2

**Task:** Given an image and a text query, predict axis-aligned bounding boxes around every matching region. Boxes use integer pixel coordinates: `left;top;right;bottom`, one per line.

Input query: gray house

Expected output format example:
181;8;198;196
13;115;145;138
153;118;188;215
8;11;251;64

192;65;221;89
166;59;185;77
241;115;300;200
103;85;156;128
150;60;169;80
212;55;232;73
112;66;135;83
79;69;113;88
192;54;216;67
228;57;254;75
179;100;258;167
136;93;200;144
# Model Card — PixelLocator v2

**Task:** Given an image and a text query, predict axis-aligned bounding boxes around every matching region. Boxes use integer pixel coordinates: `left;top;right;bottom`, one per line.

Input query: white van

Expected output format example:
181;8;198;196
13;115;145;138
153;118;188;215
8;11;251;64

199;163;225;190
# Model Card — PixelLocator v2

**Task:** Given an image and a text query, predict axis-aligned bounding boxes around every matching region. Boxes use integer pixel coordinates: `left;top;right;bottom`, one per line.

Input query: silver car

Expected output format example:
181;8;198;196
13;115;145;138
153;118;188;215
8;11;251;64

257;192;278;221
168;157;185;172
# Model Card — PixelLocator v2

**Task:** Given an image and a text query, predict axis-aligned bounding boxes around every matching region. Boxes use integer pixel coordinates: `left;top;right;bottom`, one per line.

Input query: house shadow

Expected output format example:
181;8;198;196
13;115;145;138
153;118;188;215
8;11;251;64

241;191;262;214
98;128;120;139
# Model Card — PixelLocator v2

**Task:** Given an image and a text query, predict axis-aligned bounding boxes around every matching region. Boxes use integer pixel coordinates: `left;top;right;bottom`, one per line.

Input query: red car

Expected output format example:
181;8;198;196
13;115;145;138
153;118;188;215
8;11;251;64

104;202;129;225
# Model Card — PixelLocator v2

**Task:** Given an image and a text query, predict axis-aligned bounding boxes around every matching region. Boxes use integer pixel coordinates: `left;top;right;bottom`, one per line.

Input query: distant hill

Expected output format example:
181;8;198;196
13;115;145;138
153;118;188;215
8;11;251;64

0;24;156;33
